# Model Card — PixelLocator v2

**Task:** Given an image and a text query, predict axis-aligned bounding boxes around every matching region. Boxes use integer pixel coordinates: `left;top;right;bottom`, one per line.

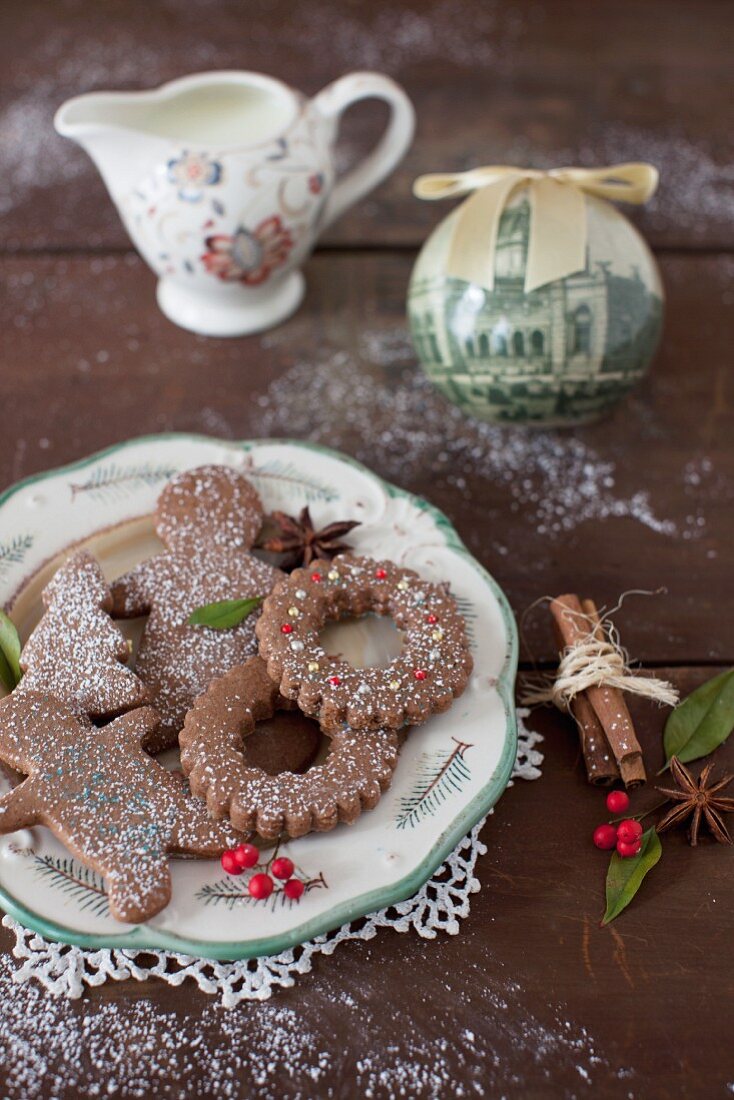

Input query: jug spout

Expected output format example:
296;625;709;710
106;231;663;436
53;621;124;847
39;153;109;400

55;92;172;199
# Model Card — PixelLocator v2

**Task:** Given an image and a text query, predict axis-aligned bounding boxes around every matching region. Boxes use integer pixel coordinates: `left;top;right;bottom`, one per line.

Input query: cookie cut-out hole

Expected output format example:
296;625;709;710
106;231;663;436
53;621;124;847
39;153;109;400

319;614;403;669
244;710;325;776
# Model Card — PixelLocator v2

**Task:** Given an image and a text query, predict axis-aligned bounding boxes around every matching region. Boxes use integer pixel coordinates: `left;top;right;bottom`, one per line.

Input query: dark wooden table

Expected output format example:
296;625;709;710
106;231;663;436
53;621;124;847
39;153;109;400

1;2;733;1096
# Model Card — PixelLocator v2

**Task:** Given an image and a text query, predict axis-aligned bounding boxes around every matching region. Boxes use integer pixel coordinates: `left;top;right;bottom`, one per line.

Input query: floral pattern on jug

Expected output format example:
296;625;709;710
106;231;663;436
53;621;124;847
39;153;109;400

55;71;415;336
125;113;324;291
202;216;294;285
167;150;223;201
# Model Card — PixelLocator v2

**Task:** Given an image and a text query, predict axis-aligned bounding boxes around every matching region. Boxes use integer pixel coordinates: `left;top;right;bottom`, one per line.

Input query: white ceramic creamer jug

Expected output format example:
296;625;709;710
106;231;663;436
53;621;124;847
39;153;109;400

55;71;414;336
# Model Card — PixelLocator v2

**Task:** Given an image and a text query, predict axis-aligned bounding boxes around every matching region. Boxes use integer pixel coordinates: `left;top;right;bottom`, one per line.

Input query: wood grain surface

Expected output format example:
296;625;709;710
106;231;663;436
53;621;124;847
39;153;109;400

0;1;732;1097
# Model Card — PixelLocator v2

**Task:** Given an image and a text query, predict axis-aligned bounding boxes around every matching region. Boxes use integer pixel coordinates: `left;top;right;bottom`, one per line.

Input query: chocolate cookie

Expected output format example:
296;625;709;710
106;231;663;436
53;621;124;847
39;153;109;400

0;692;242;923
180;657;400;839
110;465;282;751
19;550;149;721
255;555;473;733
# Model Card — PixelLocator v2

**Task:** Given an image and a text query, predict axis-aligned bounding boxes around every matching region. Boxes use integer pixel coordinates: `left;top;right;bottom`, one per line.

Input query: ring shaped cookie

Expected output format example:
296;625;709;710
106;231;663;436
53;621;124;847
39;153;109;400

255;555;473;733
179;657;399;839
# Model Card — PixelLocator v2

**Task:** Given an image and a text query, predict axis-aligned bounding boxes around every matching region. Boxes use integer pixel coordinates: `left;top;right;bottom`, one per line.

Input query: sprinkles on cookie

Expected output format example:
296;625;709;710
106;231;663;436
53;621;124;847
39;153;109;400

255;555;473;734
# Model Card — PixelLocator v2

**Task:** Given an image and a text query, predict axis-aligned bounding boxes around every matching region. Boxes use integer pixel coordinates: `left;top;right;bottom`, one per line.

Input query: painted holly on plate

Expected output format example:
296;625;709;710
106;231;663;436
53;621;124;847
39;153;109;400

0;435;517;960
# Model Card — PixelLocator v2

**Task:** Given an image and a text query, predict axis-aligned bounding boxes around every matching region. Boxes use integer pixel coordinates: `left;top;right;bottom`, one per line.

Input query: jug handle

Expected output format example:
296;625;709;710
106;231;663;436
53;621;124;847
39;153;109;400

312;72;415;231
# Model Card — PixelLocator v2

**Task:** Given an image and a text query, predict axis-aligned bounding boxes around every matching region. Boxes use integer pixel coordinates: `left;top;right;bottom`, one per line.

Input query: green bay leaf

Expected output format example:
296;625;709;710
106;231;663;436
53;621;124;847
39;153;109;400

0;647;15;693
188;596;264;630
663;668;734;767
0;609;21;690
602;827;662;926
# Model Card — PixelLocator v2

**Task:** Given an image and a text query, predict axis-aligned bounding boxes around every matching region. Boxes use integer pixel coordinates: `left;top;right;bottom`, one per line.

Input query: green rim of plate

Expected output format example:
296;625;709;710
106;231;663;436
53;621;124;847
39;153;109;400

0;433;518;960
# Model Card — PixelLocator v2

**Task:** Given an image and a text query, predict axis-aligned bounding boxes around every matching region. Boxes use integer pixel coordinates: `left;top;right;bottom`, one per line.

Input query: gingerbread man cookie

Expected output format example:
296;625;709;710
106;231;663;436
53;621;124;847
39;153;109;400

110;466;282;751
19;550;149;721
0;691;243;923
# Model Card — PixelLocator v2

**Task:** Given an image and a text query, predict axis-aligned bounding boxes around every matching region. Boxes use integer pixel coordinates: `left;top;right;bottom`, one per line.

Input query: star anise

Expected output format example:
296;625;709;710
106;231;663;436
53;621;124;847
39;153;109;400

256;506;360;570
655;756;734;846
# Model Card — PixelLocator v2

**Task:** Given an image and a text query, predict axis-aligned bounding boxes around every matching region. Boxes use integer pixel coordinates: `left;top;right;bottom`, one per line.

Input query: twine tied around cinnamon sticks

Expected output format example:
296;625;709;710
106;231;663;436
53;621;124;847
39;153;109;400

522;594;679;788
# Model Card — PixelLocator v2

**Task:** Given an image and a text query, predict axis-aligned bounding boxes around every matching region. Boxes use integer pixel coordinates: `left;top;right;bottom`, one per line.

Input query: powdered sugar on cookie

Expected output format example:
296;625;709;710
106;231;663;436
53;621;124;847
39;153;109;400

0;692;242;923
111;466;282;751
18;549;149;720
181;657;399;839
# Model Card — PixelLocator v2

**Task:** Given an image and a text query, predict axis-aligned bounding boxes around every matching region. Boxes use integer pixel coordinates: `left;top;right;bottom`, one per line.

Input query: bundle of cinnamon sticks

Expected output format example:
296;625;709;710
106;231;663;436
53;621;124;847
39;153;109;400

550;594;646;788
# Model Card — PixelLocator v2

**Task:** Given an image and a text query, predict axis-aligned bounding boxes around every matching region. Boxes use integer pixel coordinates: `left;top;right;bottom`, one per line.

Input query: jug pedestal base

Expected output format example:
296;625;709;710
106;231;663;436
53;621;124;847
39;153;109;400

156;272;305;337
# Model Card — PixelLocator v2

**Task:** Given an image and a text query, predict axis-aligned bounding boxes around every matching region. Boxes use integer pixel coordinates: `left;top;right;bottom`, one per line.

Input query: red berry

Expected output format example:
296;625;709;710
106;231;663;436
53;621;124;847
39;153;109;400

281;623;293;634
414;669;427;681
375;568;387;579
328;675;341;686
221;850;243;875
284;878;305;900
593;824;618;850
233;843;260;870
271;856;295;881
426;613;438;624
248;873;274;900
617;819;643;844
311;572;322;582
616;838;642;859
606;790;630;814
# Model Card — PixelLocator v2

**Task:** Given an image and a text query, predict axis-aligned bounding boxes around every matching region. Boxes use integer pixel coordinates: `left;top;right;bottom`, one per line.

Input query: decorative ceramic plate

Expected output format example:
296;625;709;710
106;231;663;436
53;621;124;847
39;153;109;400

0;434;517;960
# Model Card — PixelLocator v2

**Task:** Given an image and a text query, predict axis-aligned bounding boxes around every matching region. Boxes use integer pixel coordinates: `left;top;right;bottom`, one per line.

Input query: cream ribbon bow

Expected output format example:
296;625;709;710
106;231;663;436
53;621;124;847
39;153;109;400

413;163;659;293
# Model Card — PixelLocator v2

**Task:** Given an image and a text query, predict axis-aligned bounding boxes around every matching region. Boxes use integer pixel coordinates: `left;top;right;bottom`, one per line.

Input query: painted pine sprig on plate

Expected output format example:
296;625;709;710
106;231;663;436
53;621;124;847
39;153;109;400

32;854;109;917
196;872;328;911
452;594;478;646
69;463;179;502
0;533;34;578
241;456;338;503
396;738;474;830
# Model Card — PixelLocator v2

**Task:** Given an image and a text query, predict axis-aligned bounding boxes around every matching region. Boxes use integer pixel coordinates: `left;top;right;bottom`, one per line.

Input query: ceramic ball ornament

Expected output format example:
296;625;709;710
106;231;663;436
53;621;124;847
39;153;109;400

408;164;664;427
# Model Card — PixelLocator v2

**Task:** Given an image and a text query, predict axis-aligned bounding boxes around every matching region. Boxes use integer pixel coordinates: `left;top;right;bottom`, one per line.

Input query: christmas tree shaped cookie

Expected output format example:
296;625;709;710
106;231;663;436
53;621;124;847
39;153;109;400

0;692;242;923
110;465;282;751
19;550;148;720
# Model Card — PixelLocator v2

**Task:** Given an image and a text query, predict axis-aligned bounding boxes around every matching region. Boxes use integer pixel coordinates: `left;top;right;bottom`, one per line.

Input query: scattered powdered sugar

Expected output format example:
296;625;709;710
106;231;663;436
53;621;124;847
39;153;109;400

585;123;734;242
296;0;522;72
0;27;216;228
0;952;631;1098
257;330;682;542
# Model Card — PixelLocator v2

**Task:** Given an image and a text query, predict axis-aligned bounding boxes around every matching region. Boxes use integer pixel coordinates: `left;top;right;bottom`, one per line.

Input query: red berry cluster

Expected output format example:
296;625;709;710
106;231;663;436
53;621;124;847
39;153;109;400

592;790;643;858
220;844;305;900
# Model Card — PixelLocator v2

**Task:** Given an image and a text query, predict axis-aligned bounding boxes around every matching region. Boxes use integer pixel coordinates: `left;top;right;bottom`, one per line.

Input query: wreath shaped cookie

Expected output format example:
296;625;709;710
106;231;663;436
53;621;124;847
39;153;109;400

179;657;399;839
255;555;473;733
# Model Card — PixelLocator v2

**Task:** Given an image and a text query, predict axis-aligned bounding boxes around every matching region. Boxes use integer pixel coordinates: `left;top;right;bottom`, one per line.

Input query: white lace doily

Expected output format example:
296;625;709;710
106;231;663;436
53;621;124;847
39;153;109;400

3;715;542;1008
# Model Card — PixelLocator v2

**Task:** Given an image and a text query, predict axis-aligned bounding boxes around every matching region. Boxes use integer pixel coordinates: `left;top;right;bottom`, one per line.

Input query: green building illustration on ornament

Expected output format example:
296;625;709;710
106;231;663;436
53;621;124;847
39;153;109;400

408;192;663;426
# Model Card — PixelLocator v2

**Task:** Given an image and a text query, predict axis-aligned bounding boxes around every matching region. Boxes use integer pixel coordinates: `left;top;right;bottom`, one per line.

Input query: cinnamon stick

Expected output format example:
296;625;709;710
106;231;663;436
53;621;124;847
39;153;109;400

571;690;620;786
549;602;619;785
550;594;646;789
581;598;646;788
